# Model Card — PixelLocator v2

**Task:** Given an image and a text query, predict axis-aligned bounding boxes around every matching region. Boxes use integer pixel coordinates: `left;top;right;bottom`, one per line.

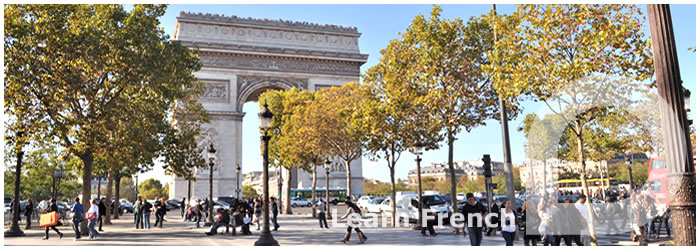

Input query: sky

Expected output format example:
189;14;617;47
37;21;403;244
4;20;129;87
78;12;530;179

139;4;697;184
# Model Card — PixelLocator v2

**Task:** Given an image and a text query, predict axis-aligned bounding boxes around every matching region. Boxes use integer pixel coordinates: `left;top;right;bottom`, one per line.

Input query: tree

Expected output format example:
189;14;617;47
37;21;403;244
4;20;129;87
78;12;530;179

484;5;654;244
242;185;258;198
363;36;441;226
138;178;166;200
306;83;367;197
5;4;204;234
119;176;137;202
396;6;508;212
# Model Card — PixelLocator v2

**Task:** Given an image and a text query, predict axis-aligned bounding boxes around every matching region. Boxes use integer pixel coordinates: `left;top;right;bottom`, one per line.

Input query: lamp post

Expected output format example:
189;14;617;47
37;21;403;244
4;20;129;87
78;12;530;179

324;158;332;220
236;164;242;200
412;144;424;230
205;143;216;226
255;102;279;246
625;154;634;191
5;131;25;237
53;169;66;201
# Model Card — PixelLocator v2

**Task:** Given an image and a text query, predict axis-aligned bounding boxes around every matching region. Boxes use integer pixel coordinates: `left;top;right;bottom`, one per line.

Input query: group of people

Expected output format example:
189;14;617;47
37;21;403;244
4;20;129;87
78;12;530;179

178;196;281;236
132;197;168;229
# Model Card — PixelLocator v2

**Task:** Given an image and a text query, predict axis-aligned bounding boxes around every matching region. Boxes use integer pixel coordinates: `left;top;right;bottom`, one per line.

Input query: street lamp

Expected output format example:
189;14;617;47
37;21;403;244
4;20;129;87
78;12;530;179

53;169;66;201
411;143;424;231
324;158;332;220
625;154;634;191
5;131;25;237
236;164;242;200
205;143;216;226
255;102;279;246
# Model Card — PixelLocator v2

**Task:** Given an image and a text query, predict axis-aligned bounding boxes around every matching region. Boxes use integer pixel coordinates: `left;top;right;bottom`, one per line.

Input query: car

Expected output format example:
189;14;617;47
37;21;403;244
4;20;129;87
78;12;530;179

361;197;385;213
378;198;392;214
394;192;452;224
457;193;467;201
214;196;236;205
290;197;312;207
119;200;134;214
166;199;182;211
212;200;230;210
356;196;375;208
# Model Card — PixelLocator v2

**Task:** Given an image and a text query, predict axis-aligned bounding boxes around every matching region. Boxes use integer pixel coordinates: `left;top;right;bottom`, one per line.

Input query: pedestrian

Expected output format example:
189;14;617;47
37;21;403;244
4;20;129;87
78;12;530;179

618;195;629;229
537;201;554;246
500;199;518;246
42;198;64;240
486;198;500;236
154;197;166;228
70;197;84;241
629;195;645;245
203;198;209;220
86;199;100;239
604;198;621;235
521;201;540;246
205;208;230;236
656;207;671;239
338;198;367;244
25;198;34;229
142;199;153;229
195;199;204;228
181;197;186;218
271;197;279;231
134;197;144;229
315;198;329;229
420;198;437;236
254;198;262;230
564;197;586;246
461;193;487;246
98;197;106;232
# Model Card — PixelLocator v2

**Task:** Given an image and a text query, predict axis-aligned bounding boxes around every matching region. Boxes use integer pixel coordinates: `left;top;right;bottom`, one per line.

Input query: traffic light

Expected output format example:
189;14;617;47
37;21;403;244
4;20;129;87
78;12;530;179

483;154;492;178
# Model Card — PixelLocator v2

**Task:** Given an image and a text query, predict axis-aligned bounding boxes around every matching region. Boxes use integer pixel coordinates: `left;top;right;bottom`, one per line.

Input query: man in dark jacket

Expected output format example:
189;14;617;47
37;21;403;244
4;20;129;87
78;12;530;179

154;198;167;228
271;197;279;231
461;193;487;246
98;198;107;231
205;208;230;235
180;198;186;218
24;198;34;229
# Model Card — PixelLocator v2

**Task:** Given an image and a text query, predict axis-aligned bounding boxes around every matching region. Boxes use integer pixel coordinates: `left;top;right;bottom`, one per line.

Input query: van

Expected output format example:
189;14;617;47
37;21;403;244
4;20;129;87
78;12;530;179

394;192;452;224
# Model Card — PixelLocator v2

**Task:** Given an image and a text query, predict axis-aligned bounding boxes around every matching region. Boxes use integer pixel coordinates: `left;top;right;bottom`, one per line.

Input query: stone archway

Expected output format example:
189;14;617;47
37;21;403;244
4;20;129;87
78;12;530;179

168;12;368;201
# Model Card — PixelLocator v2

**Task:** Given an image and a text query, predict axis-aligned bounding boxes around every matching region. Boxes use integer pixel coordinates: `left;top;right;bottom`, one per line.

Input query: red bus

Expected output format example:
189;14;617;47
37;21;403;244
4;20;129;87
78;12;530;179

646;158;669;205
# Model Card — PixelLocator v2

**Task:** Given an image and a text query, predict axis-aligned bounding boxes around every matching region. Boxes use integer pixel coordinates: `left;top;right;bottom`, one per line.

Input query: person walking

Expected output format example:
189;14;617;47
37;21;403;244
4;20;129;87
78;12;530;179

500;200;518;246
70;197;84;241
154;198;166;228
202;198;209;220
656;207;671;239
271;197;279;231
521;201;540;246
338;198;367;244
98;197;106;232
195;199;204;228
461;193;487;246
604;198;621;235
142;199;153;229
254;198;262;230
421;198;437;236
315;198;329;229
485;198;500;236
538;201;555;246
564;198;586;246
86;199;100;239
42;198;64;240
24;198;34;229
180;197;186;218
134;197;143;229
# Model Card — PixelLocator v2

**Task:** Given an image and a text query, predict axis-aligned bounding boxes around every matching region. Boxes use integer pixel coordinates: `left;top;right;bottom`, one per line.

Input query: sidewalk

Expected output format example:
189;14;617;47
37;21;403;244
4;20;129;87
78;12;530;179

4;213;672;246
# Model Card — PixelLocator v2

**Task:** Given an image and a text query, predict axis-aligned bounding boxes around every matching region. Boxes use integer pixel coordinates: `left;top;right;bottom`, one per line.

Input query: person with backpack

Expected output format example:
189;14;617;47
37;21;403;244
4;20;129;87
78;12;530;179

86;199;100;239
142;199;153;229
43;198;64;240
338;198;367;244
70;197;84;241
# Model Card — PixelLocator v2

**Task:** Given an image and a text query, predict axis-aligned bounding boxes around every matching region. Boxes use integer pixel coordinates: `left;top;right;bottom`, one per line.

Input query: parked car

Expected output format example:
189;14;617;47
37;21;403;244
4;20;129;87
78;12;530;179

394;192;451;224
214;196;236;205
166;199;182;211
119;200;133;214
378;198;392;214
213;200;230;211
356;196;375;208
361;197;385;213
290;197;312;208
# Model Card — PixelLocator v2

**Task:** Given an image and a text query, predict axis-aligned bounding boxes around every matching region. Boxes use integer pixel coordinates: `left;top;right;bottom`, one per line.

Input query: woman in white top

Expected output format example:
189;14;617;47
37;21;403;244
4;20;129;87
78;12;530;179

500;199;517;246
87;199;100;239
338;199;367;244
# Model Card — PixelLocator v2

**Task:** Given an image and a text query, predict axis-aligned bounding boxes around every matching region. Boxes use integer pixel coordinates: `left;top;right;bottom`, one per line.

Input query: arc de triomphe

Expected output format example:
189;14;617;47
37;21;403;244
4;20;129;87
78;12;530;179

169;12;367;201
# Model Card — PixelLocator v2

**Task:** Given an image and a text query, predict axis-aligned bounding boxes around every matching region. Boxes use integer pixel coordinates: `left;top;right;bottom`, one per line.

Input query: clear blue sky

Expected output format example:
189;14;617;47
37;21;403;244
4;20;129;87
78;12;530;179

139;4;696;184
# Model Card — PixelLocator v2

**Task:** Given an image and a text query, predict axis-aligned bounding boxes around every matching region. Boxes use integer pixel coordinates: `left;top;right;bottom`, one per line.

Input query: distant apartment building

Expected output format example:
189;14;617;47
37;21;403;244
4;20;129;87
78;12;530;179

519;158;609;189
407;159;506;185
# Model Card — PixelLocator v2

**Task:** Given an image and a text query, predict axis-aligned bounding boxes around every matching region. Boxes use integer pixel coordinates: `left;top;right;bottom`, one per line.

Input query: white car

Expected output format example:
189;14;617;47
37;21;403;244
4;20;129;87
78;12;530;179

362;198;385;213
356;195;375;208
290;197;312;207
379;198;392;215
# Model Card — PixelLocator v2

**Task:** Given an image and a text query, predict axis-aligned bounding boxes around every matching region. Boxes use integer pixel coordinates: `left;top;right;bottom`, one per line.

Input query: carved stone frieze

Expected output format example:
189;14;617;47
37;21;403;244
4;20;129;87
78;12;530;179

200;52;362;77
200;79;230;103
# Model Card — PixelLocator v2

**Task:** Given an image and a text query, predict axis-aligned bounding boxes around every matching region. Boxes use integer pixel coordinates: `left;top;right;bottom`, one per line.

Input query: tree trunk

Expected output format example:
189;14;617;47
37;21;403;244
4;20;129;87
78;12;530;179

389;163;397;227
574;119;598;245
311;163;317;218
104;168;113;224
344;160;352;199
285;168;293;215
447;134;457;213
113;173;120;219
80;151;94;236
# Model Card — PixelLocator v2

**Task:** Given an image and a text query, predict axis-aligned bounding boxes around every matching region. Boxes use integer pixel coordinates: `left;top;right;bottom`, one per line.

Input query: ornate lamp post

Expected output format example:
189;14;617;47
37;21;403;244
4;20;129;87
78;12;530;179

53;169;66;201
324;158;332;219
625;154;633;191
255;102;279;246
5;131;25;237
411;143;424;230
205;143;216;226
236;164;242;200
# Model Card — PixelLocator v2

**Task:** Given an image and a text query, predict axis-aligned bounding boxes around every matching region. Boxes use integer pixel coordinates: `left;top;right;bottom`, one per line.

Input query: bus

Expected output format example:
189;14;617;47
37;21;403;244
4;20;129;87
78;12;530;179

645;158;669;205
554;178;620;194
289;188;347;205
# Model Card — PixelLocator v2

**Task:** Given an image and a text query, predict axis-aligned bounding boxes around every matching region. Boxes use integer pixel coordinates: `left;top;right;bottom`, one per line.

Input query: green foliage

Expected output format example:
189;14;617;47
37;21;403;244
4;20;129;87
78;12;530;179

363;179;412;196
608;161;648;187
242;185;258;198
119;176;137;202
138;178;166;200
